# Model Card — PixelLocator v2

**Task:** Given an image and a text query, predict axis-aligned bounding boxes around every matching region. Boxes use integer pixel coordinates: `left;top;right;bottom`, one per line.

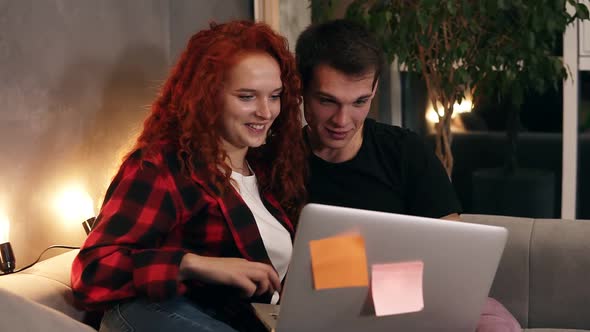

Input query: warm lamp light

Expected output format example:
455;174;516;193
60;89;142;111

425;98;473;124
53;186;95;228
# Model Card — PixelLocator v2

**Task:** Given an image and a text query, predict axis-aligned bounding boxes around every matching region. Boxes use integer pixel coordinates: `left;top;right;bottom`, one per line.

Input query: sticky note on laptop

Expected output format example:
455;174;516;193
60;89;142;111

309;233;369;290
371;261;424;316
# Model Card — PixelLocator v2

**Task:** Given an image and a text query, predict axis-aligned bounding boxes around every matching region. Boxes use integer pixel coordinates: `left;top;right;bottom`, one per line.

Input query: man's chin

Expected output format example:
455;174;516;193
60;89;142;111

319;137;351;150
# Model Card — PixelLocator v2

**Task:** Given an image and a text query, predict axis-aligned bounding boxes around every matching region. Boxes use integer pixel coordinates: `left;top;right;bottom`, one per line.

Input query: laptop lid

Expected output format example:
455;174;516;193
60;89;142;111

276;204;507;332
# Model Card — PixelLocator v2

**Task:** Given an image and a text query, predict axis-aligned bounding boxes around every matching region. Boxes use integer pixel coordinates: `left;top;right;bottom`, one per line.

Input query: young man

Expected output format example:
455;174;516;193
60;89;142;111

295;19;520;332
296;19;460;220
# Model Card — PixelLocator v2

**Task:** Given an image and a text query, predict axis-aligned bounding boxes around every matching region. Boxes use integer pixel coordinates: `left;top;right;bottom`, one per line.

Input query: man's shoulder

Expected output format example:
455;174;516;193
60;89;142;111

364;119;420;146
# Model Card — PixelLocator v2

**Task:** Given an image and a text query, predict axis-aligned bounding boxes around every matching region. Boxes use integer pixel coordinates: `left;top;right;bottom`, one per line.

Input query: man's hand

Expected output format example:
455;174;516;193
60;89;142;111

179;253;281;298
441;213;461;221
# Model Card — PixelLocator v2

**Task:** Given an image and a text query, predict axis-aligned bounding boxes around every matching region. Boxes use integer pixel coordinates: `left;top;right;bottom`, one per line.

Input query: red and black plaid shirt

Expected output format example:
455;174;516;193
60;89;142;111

71;148;295;330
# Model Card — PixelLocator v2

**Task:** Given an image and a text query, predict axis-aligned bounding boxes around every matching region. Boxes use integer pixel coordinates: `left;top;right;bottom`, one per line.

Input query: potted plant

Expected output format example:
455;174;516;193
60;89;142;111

313;0;589;217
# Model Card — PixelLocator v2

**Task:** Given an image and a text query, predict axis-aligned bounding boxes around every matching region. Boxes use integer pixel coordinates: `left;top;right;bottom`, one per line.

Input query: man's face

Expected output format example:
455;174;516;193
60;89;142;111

304;64;377;157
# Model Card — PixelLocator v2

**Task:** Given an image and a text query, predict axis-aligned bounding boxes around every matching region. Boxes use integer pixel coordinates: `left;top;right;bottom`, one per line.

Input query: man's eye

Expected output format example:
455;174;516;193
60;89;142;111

353;99;369;106
319;98;335;105
238;95;255;101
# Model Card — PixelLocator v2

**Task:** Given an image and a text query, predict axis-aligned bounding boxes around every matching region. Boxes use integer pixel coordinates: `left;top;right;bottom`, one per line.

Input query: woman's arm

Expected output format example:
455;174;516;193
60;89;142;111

71;155;188;309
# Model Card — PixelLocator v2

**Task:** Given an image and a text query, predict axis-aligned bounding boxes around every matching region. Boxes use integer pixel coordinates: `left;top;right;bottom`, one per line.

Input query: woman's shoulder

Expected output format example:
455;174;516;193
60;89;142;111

121;143;181;174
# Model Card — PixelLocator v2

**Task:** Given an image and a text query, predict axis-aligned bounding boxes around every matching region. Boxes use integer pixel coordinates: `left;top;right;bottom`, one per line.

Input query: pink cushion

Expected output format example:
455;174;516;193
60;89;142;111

477;297;521;332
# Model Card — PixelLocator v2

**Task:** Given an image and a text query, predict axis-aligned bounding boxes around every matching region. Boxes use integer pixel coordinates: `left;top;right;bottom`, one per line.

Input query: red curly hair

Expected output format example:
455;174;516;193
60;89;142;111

134;20;306;220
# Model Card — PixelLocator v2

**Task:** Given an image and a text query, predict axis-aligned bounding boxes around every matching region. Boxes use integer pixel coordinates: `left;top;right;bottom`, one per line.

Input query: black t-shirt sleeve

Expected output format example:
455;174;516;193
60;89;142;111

403;132;462;218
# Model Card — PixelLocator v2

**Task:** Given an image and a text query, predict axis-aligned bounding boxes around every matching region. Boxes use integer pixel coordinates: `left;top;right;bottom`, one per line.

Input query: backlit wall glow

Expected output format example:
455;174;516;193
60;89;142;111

0;1;252;266
0;213;9;244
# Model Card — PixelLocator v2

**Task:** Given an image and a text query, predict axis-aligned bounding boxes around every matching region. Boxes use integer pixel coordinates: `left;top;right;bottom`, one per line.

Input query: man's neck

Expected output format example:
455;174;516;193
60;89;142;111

308;126;364;163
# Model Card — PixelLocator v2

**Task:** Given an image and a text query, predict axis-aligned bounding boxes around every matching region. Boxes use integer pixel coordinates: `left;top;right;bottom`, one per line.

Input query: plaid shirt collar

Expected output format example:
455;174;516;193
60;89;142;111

191;163;295;266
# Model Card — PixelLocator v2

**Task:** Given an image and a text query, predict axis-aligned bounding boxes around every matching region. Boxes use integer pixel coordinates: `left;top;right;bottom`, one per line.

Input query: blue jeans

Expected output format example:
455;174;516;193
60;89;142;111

99;296;239;332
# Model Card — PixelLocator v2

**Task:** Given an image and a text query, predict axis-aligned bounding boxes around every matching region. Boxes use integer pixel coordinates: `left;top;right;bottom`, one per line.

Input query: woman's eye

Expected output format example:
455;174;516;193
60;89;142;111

238;95;255;101
270;94;281;100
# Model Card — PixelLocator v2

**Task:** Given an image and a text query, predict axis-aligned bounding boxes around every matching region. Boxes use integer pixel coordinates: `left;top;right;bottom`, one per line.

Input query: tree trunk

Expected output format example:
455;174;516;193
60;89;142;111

434;115;454;178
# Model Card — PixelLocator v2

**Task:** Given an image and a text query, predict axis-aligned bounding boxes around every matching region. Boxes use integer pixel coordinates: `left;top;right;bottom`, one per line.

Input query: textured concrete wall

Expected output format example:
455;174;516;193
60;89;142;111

0;0;251;265
279;0;311;52
169;0;253;63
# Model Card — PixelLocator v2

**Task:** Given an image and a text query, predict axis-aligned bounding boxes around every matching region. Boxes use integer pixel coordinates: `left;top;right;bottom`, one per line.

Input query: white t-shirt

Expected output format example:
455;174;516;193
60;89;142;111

230;171;292;304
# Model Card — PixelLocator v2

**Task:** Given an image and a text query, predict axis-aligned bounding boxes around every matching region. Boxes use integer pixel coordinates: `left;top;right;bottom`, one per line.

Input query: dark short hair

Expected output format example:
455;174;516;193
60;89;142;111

295;19;384;91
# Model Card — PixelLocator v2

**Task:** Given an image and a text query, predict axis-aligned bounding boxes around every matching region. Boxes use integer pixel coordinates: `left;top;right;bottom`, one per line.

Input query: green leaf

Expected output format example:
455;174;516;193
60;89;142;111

577;3;590;20
385;11;393;23
417;10;429;29
422;0;438;7
527;32;535;48
447;1;457;15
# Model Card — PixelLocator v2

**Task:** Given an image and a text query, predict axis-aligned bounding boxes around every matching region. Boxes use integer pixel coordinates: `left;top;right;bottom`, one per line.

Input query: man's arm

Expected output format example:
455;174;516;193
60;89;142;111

402;131;463;218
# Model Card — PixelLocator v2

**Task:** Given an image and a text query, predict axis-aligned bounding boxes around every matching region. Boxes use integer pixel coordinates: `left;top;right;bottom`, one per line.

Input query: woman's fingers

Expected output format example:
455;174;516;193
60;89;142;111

181;254;281;297
233;275;258;298
249;262;282;293
267;267;281;293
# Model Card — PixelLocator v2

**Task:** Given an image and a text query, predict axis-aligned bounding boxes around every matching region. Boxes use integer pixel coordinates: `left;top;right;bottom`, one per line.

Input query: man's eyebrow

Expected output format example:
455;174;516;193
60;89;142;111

314;91;373;102
314;91;338;100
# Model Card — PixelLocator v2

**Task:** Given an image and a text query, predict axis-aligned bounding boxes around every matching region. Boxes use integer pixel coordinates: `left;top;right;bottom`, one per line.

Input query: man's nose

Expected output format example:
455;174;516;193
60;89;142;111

330;107;348;127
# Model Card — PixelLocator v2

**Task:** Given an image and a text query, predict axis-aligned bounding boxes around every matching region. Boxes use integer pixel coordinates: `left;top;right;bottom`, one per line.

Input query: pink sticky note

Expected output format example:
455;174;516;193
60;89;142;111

371;261;424;316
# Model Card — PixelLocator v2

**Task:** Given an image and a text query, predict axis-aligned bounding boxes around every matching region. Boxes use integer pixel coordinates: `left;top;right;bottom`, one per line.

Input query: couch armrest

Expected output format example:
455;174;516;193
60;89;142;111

529;219;590;329
0;250;87;323
0;288;95;332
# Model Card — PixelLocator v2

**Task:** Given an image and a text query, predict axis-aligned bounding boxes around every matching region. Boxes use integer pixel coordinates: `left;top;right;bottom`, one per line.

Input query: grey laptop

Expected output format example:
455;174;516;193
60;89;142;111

262;203;507;332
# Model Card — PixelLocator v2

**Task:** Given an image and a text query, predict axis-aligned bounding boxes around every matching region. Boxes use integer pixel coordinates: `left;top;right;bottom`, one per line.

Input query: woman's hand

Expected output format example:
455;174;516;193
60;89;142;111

179;253;281;298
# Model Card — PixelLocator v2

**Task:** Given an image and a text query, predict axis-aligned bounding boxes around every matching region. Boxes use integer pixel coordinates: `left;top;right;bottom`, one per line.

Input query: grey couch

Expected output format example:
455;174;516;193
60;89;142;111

0;214;589;331
464;214;590;332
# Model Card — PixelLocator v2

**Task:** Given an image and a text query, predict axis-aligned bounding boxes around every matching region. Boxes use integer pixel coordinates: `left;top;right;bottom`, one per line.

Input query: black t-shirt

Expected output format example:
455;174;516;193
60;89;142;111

306;119;461;218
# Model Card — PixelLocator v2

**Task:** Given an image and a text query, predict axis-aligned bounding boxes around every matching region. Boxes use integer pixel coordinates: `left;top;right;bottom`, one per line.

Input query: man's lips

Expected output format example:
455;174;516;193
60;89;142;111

325;127;350;139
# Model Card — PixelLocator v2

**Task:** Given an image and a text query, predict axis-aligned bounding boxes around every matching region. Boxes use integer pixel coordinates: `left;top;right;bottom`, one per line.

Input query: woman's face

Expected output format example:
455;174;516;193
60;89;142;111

219;52;283;154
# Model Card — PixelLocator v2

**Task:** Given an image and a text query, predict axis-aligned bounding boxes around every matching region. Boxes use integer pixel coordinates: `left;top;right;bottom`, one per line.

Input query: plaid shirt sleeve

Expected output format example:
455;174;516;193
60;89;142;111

71;153;188;309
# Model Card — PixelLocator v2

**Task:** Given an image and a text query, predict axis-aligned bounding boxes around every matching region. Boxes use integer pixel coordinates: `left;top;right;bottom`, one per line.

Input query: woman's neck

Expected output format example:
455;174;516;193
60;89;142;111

225;149;251;176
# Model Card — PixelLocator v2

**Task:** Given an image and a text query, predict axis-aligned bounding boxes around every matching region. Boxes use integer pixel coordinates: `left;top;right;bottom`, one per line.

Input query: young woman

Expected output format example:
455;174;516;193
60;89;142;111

71;20;306;332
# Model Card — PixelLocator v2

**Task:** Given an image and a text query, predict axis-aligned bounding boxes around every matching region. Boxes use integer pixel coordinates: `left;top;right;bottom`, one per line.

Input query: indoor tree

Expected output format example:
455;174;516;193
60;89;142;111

315;0;589;176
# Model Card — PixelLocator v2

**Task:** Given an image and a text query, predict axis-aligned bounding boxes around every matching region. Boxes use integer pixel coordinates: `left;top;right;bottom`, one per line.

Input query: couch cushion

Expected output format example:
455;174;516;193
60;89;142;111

0;250;86;322
461;214;533;328
0;288;95;332
529;220;590;329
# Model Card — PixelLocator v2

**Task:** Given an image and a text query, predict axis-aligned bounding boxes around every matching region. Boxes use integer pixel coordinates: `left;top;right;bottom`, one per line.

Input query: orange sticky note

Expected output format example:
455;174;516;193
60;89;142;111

371;261;424;316
309;234;369;290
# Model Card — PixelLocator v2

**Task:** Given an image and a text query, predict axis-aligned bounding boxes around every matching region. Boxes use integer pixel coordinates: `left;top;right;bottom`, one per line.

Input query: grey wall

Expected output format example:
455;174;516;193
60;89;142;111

169;0;253;63
0;0;252;265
